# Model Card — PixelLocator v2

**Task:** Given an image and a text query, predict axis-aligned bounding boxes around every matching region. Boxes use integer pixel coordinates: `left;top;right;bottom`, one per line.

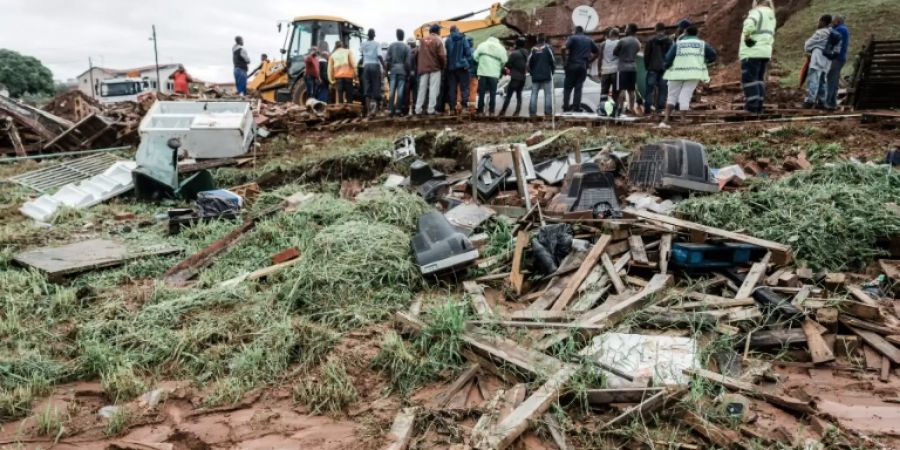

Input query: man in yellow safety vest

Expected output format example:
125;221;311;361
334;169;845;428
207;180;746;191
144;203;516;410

739;0;777;114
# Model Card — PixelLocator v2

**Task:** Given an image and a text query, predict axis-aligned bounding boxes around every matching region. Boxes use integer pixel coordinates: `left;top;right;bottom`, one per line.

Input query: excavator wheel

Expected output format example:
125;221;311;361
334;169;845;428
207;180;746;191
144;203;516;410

290;82;308;105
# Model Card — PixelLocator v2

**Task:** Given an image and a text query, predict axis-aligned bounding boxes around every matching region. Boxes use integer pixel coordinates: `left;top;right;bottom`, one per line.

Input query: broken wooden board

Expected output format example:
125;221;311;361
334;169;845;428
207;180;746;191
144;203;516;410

601;252;626;294
682;410;745;449
839;316;900;336
585;387;666;405
163;219;256;286
437;364;480;408
14;238;180;279
384;407;419;450
801;319;835;364
748;328;807;348
659;233;672;274
549;235;611;312
465;281;494;320
598;387;687;431
848;327;900;365
674;294;755;310
623;208;793;264
628;235;649;265
508;231;528;296
473;364;579;450
684;368;815;415
735;252;771;299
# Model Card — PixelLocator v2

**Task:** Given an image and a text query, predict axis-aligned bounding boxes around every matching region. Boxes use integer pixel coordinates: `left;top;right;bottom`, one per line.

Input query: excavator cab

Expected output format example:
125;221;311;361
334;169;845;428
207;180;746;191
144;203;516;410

252;16;364;104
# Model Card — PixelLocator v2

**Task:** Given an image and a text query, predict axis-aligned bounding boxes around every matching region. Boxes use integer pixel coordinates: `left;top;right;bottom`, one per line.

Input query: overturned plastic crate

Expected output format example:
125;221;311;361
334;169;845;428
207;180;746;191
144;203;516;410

628;140;718;193
138;100;255;159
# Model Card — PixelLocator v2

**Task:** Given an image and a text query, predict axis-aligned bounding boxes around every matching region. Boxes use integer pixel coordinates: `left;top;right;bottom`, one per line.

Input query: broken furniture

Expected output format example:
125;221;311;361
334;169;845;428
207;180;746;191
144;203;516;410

132;137;215;200
411;211;479;275
19;159;137;222
628;140;718;193
14;238;180;279
138;100;255;159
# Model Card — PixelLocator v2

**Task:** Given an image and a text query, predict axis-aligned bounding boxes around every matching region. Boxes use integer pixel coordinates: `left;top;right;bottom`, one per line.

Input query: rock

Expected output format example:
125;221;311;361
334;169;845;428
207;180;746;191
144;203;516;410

525;131;545;146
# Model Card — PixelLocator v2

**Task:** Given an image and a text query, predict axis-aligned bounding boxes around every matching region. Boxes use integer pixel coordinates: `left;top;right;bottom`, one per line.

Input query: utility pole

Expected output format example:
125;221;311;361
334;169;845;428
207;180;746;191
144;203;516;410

150;25;160;93
87;57;96;100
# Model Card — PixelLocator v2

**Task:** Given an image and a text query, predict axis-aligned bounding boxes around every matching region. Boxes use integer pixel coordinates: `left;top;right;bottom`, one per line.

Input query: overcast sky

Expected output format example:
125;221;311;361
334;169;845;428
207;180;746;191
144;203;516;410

0;0;494;83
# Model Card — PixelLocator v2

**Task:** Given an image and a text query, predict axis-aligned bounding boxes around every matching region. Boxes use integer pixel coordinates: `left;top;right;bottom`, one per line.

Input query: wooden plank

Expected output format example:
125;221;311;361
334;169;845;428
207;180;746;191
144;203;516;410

465;281;493;320
598;387;686;431
847;285;880;306
735;252;771;299
659;233;672;274
881;356;892;383
674;294;755;310
848;327;900;364
749;328;807;347
842;301;881;321
395;312;562;376
219;257;302;287
508;231;529;296
549;235;612;312
384;407;418;450
507;310;575;321
725;307;763;323
601;253;626;294
585;388;665;405
628;235;649;264
543;414;570;450
839;316;900;336
623;208;793;264
437;364;480;407
474;364;579;450
15;238;181;279
802;319;836;365
683;368;815;415
682;410;744;449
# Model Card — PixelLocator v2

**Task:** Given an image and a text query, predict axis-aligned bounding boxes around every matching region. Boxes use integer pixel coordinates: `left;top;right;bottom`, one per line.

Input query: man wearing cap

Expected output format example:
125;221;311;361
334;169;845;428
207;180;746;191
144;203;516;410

417;24;448;115
739;0;777;114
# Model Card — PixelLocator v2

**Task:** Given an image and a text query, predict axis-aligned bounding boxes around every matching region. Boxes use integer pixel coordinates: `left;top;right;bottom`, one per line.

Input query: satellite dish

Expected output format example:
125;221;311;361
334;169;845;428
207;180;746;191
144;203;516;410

572;5;600;31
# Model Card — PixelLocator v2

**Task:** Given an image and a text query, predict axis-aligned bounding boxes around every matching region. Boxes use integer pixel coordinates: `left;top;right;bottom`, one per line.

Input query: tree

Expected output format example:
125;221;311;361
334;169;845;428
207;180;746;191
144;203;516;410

0;49;54;98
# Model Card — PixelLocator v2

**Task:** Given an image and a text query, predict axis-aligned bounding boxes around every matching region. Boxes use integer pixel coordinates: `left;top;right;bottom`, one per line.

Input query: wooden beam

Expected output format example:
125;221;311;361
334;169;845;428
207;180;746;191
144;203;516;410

684;368;815;415
598;387;686;431
219;257;302;287
748;328;807;347
802;319;835;364
623;208;792;264
601;253;627;294
437;364;480;407
674;294;755;310
659;233;672;274
465;281;493;320
384;407;419;450
474;364;579;450
839;316;900;336
543;413;570;450
848;327;900;365
735;252;771;299
509;231;529;296
881;356;892;383
549;235;612;312
628;235;649;265
585;388;665;405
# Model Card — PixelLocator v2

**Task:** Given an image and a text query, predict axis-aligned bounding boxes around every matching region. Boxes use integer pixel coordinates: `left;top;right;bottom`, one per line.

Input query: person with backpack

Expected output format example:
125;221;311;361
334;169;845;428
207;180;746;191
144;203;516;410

803;15;840;108
528;34;556;117
643;23;674;115
500;37;529;116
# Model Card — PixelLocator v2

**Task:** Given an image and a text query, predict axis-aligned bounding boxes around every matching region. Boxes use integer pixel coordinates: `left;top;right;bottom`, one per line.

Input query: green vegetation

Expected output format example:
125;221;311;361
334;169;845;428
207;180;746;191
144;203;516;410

678;163;900;271
774;0;900;86
372;300;469;394
0;49;54;98
35;405;64;439
293;360;358;414
104;407;131;437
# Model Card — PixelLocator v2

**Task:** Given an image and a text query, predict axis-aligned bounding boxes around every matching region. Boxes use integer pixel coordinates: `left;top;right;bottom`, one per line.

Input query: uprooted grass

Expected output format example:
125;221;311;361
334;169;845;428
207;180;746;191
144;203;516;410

678;163;900;271
293;360;359;414
372;300;469;394
0;187;427;416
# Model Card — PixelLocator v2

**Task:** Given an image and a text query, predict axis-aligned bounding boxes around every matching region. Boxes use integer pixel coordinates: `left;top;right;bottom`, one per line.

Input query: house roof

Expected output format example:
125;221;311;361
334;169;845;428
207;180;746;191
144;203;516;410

76;63;181;79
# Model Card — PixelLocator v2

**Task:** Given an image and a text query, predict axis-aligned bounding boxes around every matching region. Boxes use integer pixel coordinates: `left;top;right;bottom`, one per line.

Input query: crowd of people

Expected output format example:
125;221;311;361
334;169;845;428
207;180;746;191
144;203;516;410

225;0;850;124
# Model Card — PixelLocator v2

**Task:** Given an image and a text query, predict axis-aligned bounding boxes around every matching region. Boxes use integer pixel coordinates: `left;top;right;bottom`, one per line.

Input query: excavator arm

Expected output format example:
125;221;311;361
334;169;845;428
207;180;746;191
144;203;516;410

414;3;506;39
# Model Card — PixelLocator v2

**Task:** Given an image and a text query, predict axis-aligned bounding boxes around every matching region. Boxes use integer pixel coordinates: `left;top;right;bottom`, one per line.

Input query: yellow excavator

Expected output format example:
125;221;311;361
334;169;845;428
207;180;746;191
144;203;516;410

414;3;506;39
249;15;365;104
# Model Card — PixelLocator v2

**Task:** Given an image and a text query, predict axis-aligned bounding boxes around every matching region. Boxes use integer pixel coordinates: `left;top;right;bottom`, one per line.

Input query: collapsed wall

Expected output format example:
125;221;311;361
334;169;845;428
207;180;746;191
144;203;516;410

504;0;810;63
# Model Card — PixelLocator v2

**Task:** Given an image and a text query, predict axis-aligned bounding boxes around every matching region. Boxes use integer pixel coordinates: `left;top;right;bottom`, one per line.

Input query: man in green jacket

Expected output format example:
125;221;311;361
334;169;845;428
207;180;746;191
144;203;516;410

474;36;508;115
739;0;777;114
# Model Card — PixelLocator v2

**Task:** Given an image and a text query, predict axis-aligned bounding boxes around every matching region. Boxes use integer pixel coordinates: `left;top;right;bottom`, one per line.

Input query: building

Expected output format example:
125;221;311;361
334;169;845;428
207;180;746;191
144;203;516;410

76;63;181;99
